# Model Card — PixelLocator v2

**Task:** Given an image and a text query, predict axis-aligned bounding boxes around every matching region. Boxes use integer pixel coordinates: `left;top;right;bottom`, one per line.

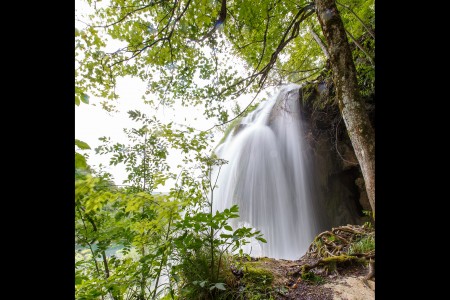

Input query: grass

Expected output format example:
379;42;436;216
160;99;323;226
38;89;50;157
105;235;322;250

348;235;375;255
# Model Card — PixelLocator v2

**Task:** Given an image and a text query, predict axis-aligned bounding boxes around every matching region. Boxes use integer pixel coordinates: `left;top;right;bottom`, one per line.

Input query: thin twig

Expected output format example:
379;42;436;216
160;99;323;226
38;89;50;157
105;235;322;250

336;1;375;39
309;27;330;59
345;29;374;66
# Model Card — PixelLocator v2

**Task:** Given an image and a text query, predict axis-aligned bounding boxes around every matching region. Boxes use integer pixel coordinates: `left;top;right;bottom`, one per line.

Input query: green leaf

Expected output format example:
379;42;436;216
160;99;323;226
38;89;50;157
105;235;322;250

75;139;91;150
75;152;87;170
230;205;239;213
224;225;233;231
81;93;90;104
214;283;226;290
256;237;267;243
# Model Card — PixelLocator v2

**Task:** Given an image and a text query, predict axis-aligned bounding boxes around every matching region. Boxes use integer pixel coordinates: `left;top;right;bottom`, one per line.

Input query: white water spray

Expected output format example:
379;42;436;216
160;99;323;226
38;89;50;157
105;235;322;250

213;84;323;260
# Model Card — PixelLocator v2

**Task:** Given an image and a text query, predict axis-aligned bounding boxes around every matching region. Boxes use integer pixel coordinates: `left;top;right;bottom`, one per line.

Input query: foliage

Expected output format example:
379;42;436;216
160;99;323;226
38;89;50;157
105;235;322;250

301;270;324;284
95;112;173;193
306;224;375;259
76;0;375;121
170;156;265;299
75;111;266;299
301;224;374;283
362;209;374;226
75;139;92;172
239;263;275;299
75;0;375;297
348;234;375;255
337;0;375;98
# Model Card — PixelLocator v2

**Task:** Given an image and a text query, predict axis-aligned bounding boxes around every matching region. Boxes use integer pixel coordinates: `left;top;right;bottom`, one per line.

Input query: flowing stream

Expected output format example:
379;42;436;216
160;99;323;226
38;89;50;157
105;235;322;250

213;84;325;260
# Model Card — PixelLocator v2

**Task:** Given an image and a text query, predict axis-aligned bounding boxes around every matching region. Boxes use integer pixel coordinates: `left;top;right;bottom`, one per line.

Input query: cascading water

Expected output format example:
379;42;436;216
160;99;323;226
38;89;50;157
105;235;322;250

213;84;325;260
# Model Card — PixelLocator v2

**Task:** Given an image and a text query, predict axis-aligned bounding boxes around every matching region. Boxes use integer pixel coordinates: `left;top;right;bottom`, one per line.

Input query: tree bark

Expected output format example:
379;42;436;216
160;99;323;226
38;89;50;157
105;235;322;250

314;0;375;214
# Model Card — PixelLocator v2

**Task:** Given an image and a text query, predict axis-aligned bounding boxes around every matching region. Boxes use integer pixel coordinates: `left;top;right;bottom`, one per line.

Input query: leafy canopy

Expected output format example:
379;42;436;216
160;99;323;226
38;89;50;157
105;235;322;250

76;0;374;122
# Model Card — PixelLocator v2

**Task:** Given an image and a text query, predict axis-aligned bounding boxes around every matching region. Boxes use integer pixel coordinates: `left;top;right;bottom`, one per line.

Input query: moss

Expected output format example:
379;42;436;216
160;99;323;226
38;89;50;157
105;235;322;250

301;84;317;104
239;261;276;299
242;262;274;286
338;99;345;112
322;254;358;264
348;235;375;255
301;271;324;284
301;254;367;280
254;257;272;263
301;81;336;112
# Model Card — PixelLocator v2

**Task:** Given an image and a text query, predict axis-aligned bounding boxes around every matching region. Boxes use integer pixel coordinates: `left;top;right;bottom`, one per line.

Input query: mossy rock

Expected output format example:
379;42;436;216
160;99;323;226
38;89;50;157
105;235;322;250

242;262;274;286
236;257;308;299
238;260;276;299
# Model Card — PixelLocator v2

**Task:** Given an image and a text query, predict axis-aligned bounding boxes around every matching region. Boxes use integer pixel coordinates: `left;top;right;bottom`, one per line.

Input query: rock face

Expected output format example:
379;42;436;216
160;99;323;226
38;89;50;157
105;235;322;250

298;82;375;227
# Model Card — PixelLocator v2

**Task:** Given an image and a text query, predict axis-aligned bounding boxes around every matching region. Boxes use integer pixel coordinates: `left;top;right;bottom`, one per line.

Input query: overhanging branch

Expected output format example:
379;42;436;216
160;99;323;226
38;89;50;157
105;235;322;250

336;0;375;39
345;29;374;66
198;0;227;42
309;27;330;59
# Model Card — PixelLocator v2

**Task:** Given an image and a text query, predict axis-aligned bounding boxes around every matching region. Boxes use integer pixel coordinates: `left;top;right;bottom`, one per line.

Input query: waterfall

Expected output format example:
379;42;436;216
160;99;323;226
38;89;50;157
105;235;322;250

213;84;325;260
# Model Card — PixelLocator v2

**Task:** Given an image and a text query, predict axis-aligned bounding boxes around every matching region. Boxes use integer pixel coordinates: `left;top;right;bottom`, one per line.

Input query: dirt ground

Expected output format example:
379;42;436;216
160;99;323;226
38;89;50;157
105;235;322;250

246;256;374;299
323;276;375;300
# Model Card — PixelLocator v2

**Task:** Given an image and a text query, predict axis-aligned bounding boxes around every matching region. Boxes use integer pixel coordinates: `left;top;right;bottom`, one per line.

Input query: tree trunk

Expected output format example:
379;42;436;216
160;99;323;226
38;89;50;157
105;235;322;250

314;0;375;214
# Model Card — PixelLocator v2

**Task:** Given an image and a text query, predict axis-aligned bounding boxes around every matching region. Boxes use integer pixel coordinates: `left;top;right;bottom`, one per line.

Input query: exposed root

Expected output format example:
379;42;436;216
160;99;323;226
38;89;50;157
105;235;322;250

306;224;374;259
300;224;375;281
300;255;365;276
364;259;375;281
361;258;375;290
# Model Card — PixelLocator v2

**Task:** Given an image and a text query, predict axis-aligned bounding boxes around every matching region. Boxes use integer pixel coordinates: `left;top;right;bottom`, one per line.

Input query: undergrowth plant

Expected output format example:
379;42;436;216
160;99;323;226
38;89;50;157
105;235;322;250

75;111;266;300
171;156;266;299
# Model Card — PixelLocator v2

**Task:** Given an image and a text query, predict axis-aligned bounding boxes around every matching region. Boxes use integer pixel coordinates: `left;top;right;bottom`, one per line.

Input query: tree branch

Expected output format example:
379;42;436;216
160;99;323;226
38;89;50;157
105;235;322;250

205;80;265;132
101;0;195;73
206;4;316;131
258;5;315;85
235;39;264;50
198;0;227;42
93;1;165;28
274;67;322;74
76;206;102;277
336;1;375;39
254;9;273;71
309;27;330;59
345;29;374;66
292;69;322;83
